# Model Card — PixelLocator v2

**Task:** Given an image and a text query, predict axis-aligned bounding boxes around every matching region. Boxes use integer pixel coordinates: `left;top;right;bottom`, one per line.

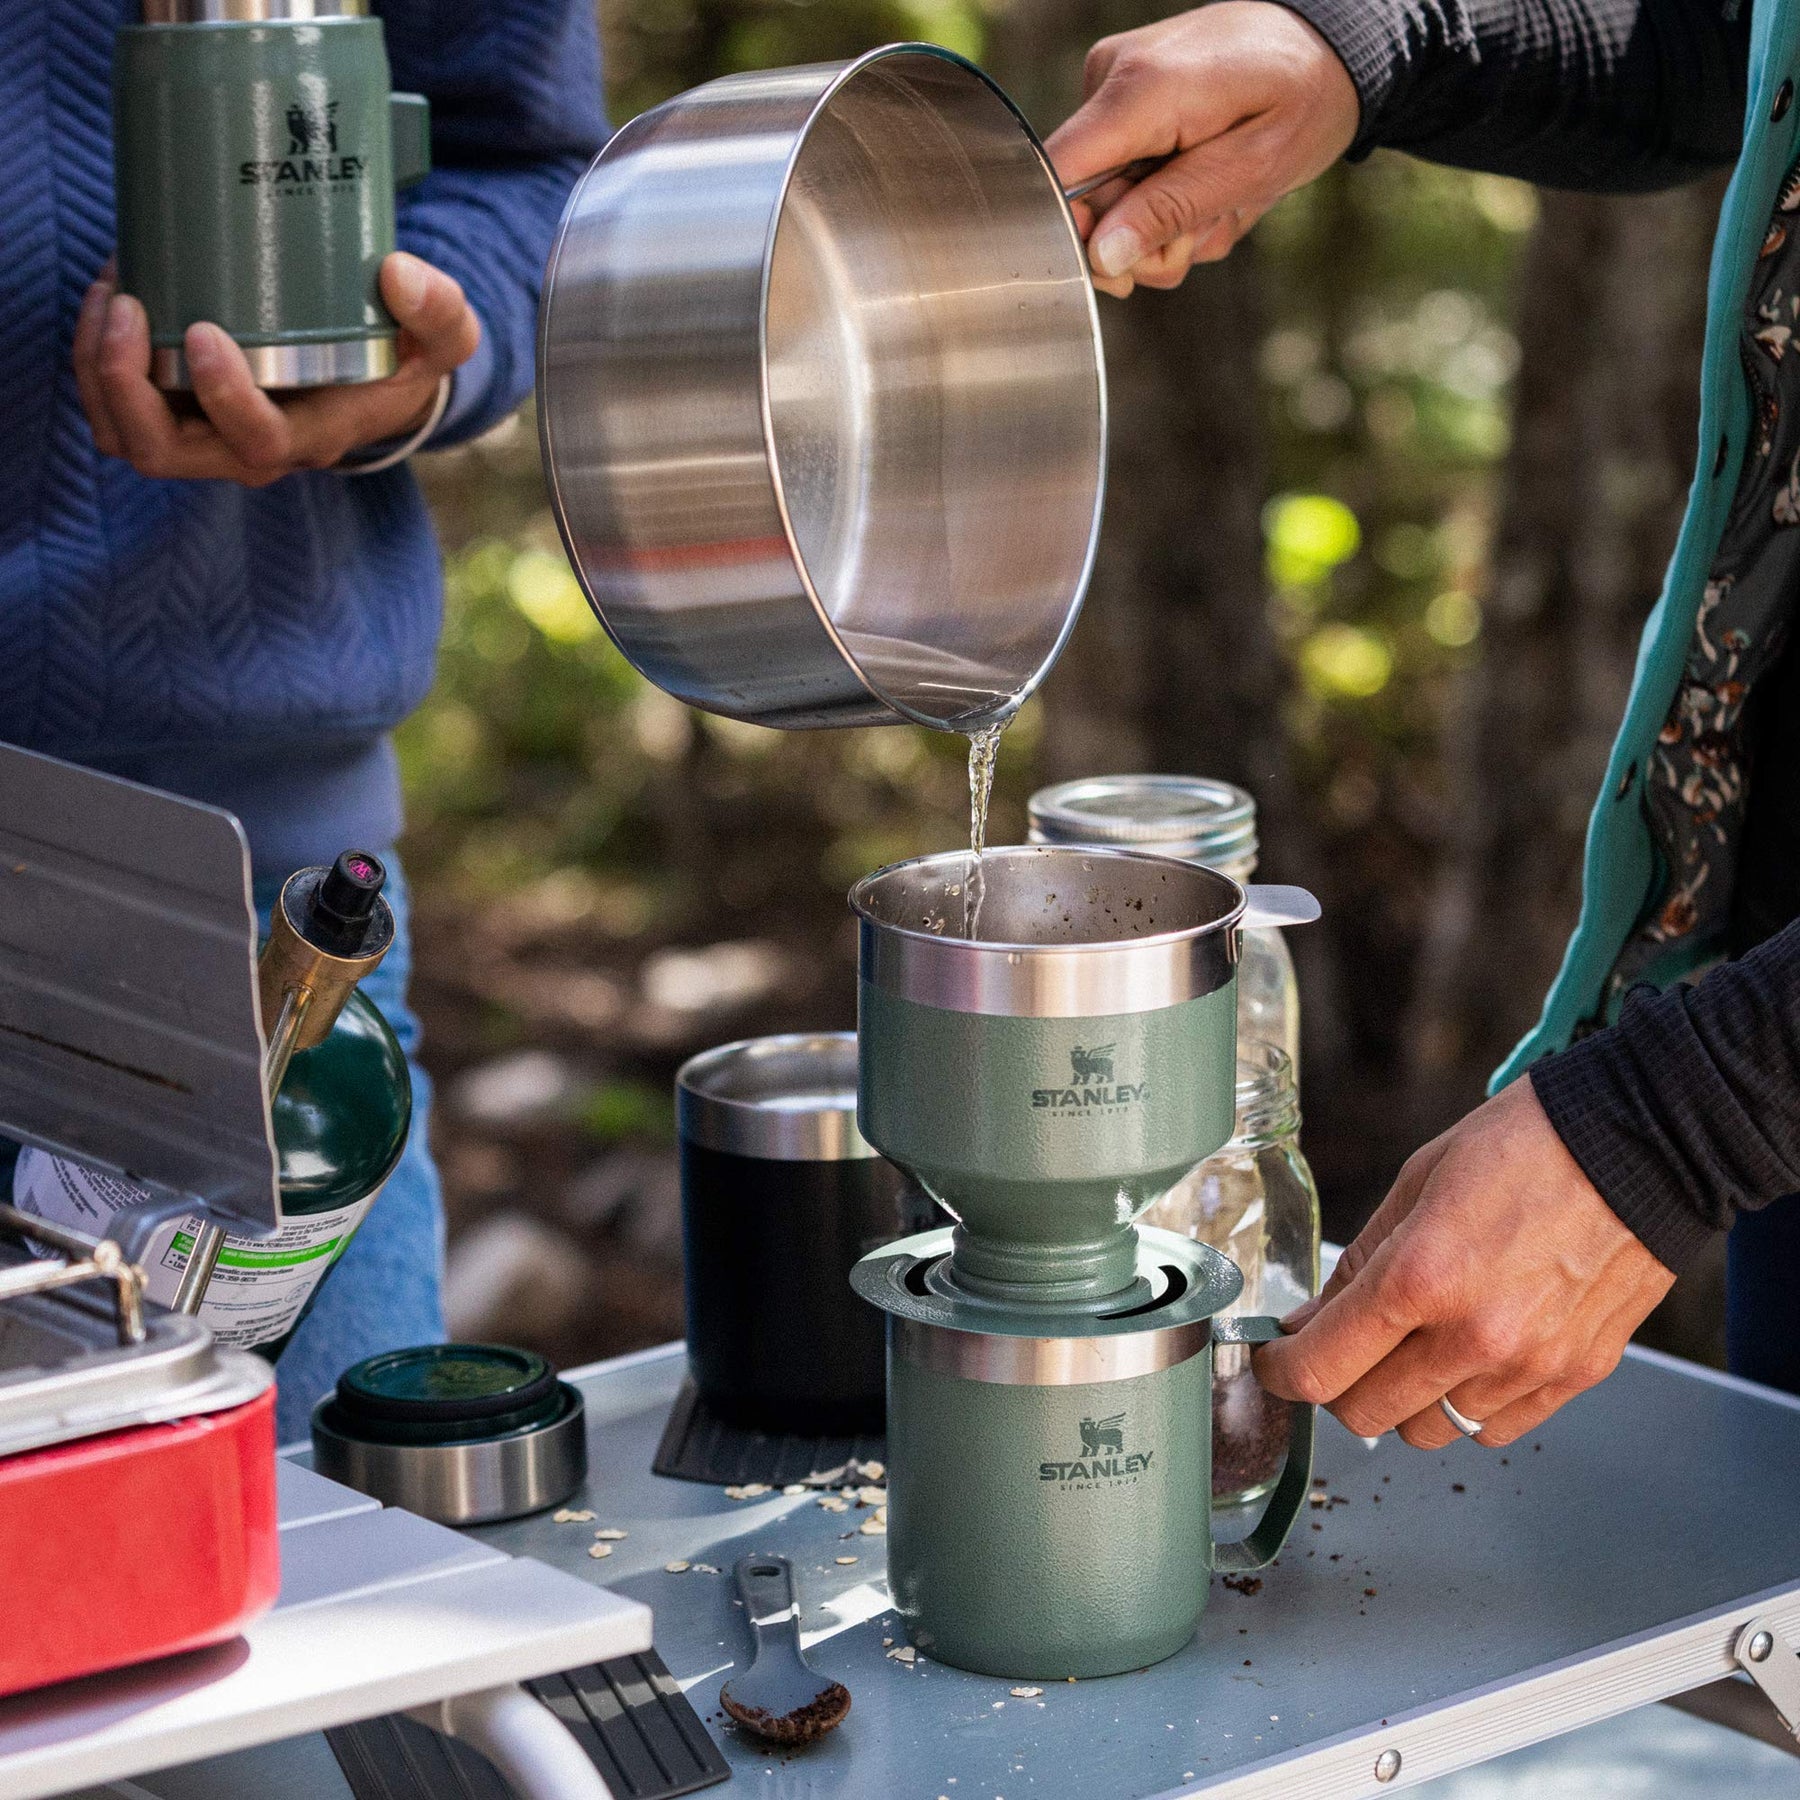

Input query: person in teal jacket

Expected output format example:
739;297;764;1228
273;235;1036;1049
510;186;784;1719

1050;0;1800;1448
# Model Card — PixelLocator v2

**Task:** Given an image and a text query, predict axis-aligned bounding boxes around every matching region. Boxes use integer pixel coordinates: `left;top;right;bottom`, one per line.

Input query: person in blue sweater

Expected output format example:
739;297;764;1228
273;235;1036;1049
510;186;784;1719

5;2;606;1441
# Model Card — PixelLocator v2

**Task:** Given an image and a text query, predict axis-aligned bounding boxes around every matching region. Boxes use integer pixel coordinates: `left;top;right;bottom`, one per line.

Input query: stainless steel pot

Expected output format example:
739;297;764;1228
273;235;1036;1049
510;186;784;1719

538;45;1106;731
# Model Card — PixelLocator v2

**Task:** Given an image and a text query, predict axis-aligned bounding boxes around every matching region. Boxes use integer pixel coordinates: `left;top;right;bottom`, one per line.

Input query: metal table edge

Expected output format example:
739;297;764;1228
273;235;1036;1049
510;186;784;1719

0;1579;654;1800
1147;1578;1800;1799
561;1340;689;1385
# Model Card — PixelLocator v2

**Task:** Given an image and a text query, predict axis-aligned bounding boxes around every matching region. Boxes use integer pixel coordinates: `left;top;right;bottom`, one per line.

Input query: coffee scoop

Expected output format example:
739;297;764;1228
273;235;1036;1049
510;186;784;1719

720;1556;851;1745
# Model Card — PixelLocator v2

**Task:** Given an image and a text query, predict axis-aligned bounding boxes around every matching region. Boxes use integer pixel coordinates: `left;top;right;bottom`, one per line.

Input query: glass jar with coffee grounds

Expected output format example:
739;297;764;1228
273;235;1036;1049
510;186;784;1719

1026;775;1299;1073
1143;1045;1319;1507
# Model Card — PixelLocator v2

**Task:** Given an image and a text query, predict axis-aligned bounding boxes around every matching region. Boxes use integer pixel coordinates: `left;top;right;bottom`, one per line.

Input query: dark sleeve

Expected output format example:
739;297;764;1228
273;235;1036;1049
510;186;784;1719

378;0;608;446
1274;0;1750;193
1529;921;1800;1274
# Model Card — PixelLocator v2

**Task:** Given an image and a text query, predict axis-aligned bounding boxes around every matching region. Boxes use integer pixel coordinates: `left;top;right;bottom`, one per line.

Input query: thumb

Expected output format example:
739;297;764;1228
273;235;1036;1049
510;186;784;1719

380;252;481;374
1085;145;1264;279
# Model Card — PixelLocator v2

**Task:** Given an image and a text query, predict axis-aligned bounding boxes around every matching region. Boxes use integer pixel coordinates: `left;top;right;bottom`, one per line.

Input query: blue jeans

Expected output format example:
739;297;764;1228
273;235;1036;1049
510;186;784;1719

257;860;446;1443
1727;1194;1800;1395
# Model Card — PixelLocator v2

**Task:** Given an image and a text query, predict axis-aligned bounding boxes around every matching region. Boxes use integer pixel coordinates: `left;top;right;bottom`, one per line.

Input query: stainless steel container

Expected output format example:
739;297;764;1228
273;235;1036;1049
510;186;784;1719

537;45;1106;731
310;1343;587;1526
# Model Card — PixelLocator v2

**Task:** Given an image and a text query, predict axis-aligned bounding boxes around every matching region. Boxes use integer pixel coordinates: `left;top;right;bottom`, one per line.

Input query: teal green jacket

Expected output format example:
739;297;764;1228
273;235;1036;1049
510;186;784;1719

1494;12;1797;1088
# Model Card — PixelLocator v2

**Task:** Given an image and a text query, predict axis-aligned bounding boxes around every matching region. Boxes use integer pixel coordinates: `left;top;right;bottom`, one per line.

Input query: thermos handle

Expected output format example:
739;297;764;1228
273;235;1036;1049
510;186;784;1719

390;93;432;188
1208;1314;1316;1575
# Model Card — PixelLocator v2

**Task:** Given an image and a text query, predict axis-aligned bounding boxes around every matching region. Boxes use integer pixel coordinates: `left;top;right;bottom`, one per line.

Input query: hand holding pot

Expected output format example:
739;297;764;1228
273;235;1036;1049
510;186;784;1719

1045;1;1359;297
1256;1076;1675;1448
74;252;479;487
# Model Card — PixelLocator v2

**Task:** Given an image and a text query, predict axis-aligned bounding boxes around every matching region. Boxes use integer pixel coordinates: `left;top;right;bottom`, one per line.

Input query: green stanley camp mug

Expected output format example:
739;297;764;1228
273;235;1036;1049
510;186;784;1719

855;1228;1315;1679
115;0;431;390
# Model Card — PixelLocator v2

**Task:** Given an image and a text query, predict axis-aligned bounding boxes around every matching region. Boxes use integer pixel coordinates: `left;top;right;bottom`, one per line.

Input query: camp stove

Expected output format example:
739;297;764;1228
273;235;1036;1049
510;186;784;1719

0;1206;278;1698
0;741;382;1695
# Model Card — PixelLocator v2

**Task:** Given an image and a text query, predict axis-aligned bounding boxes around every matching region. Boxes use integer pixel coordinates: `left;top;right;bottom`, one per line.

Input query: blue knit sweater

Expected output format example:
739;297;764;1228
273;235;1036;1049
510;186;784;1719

0;1;607;876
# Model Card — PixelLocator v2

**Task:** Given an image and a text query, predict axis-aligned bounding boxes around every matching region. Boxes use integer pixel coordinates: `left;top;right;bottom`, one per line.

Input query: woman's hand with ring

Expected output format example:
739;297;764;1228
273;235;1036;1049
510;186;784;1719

1255;1077;1676;1449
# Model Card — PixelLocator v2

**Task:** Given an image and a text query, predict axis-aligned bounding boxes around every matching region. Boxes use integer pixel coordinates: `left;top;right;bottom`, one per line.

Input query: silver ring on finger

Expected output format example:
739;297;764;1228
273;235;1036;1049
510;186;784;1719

1439;1396;1486;1439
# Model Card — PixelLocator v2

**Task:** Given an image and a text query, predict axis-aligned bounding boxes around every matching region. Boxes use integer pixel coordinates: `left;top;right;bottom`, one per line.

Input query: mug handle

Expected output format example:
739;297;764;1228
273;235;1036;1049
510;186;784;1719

391;93;432;189
1207;1314;1315;1575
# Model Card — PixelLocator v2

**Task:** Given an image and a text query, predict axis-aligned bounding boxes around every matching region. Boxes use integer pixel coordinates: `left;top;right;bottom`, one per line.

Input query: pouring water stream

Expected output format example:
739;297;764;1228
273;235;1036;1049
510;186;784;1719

962;723;1005;939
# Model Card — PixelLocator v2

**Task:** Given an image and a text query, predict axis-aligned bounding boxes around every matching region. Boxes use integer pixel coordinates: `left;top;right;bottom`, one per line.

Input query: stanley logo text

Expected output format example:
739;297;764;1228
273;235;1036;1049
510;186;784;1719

1038;1412;1154;1484
1031;1043;1148;1110
240;99;364;187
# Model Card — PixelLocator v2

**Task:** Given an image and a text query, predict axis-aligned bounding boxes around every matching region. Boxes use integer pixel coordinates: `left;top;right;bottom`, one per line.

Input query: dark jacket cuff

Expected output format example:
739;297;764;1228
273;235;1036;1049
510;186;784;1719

1265;0;1407;158
1531;1049;1721;1276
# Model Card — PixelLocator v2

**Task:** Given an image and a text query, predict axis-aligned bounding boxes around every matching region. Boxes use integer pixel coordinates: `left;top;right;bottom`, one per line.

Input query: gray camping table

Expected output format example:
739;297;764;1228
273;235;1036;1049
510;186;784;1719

55;1338;1800;1799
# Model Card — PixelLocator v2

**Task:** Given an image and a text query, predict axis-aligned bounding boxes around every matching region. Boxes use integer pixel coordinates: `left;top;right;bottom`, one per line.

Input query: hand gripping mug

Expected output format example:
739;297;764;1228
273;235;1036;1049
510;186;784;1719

114;0;432;391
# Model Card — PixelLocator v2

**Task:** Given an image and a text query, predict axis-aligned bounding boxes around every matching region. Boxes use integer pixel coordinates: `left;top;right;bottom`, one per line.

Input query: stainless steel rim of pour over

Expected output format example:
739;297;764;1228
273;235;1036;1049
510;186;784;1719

537;44;1106;732
677;1031;877;1161
150;339;397;391
851;844;1246;1017
140;0;369;18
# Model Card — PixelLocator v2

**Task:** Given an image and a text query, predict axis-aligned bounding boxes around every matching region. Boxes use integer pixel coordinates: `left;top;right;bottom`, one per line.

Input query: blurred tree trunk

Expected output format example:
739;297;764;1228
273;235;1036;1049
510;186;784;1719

1402;181;1724;1134
986;0;1341;1043
989;1;1289;811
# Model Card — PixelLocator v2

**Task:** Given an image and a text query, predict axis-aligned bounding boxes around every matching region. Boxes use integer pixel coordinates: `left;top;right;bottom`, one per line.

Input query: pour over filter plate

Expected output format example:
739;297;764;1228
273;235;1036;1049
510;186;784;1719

850;1225;1243;1381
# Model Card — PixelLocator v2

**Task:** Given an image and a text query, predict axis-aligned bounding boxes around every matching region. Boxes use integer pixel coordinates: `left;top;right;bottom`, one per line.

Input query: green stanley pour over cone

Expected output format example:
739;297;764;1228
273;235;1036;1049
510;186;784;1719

14;851;411;1358
849;845;1317;1679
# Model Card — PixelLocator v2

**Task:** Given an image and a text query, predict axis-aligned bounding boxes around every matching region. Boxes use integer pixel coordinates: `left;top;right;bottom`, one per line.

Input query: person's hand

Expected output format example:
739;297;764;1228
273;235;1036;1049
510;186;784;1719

1045;2;1360;297
1255;1076;1676;1448
73;252;480;487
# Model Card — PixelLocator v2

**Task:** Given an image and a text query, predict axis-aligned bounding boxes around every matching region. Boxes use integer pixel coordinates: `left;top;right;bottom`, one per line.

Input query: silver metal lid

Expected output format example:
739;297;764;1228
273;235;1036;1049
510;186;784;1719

0;1269;272;1459
851;844;1243;1018
1027;775;1258;868
677;1033;876;1161
140;0;368;19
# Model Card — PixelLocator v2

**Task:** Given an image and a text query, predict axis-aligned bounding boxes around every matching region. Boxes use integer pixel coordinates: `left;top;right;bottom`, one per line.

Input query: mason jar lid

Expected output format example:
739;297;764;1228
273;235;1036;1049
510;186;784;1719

677;1032;876;1161
1027;775;1258;868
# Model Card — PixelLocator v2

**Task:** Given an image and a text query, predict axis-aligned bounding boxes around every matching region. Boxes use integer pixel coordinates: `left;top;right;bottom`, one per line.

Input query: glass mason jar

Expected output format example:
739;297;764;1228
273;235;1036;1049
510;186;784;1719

1026;775;1299;1074
1143;1045;1320;1506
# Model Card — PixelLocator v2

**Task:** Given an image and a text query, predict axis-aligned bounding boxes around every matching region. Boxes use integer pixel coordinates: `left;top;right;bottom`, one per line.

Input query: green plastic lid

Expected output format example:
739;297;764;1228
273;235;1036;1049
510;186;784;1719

333;1344;564;1445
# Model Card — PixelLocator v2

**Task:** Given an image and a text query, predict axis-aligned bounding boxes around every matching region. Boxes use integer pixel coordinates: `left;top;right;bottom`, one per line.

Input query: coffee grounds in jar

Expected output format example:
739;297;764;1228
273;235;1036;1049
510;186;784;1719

1213;1363;1291;1501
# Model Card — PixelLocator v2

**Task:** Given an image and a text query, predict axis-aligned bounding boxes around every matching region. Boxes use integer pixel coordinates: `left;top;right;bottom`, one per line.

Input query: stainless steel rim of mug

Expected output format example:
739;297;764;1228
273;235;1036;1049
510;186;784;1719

853;844;1243;1017
892;1313;1212;1385
150;337;397;392
309;1388;588;1526
676;1031;879;1161
140;1;369;19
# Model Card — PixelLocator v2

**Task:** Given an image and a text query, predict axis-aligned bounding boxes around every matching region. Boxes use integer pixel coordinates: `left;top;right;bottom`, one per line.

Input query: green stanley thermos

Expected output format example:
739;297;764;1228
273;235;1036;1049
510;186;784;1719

13;852;412;1360
114;0;432;390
